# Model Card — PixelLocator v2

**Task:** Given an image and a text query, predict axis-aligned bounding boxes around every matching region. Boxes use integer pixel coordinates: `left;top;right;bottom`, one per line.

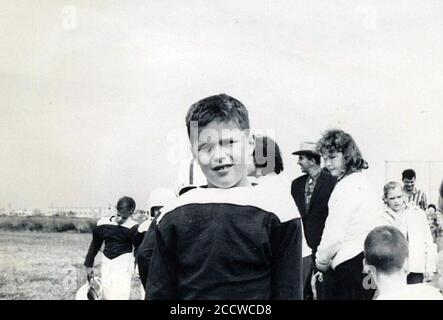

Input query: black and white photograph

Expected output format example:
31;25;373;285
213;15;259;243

1;0;443;303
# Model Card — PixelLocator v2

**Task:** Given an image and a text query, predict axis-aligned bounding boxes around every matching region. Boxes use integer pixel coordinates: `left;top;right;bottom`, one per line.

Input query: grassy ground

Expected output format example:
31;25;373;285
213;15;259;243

1;230;442;300
0;231;144;300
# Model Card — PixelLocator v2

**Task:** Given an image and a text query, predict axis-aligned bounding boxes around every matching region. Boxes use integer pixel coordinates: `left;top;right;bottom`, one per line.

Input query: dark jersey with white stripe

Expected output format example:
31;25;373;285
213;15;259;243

146;181;303;300
84;216;139;268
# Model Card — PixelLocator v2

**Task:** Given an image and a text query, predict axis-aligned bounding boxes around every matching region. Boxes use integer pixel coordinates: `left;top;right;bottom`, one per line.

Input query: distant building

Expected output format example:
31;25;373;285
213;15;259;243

46;206;107;218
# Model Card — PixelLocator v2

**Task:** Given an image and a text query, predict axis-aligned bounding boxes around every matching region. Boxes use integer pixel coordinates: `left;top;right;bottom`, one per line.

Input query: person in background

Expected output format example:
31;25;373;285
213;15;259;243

364;225;442;300
247;134;284;183
84;196;139;300
380;181;436;284
314;129;380;300
402;169;427;211
427;204;440;243
248;135;312;297
439;179;443;212
291;141;337;300
135;188;176;292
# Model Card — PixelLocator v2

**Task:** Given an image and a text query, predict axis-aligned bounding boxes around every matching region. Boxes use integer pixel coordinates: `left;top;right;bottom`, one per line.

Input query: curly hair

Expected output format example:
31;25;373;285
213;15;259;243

316;129;368;174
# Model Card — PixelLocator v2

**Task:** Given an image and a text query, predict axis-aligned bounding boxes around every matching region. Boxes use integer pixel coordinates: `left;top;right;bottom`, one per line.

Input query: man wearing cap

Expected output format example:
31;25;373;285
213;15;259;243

291;142;337;300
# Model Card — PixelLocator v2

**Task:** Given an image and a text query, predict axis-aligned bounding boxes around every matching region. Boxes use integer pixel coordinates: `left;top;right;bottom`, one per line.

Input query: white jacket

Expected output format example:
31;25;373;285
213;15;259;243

381;205;436;273
315;171;382;270
257;174;312;258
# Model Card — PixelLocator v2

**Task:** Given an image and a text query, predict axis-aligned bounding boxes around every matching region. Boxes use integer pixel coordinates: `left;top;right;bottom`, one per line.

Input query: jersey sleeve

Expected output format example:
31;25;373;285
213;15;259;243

270;216;303;300
84;226;104;268
135;219;157;290
145;216;178;300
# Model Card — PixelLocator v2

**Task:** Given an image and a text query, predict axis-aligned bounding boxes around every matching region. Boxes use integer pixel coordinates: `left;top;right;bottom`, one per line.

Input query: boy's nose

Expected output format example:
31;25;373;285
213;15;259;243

212;145;228;162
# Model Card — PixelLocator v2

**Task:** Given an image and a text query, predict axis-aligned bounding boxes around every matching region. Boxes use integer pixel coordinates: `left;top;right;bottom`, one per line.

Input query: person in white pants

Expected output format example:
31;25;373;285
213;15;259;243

84;196;139;300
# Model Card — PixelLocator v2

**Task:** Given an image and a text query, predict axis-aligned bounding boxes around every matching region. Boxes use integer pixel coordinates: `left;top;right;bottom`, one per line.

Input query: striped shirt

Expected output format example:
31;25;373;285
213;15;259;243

403;187;427;211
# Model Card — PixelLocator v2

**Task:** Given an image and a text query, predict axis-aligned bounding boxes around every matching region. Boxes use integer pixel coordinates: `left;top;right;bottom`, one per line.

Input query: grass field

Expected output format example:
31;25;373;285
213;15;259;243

1;230;442;300
0;231;144;300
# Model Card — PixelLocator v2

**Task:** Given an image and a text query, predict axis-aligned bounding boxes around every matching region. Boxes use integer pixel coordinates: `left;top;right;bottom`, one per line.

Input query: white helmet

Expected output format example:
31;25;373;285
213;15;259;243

75;276;104;300
147;187;176;219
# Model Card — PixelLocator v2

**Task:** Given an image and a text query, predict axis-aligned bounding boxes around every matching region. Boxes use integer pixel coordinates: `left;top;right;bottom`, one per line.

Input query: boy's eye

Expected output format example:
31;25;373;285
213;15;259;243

222;139;236;147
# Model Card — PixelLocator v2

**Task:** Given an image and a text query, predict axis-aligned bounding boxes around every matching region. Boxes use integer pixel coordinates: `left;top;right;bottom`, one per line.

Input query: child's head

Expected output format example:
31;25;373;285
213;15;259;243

185;94;254;189
364;225;409;278
383;181;405;212
115;196;136;224
248;135;284;177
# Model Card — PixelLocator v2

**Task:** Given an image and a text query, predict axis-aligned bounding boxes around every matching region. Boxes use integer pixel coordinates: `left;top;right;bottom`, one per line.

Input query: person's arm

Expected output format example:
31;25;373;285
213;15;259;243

84;226;104;268
145;219;177;300
136;219;157;290
422;213;437;274
129;223;143;251
315;184;354;272
270;217;303;300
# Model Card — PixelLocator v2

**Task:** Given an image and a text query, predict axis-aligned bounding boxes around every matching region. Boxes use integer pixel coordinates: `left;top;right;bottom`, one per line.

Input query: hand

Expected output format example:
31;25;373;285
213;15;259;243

85;266;94;281
315;260;329;273
425;272;436;282
314;271;324;283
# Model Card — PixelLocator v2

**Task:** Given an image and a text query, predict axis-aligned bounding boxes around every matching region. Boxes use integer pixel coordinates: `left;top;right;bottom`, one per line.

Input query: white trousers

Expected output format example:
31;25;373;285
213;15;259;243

101;252;134;300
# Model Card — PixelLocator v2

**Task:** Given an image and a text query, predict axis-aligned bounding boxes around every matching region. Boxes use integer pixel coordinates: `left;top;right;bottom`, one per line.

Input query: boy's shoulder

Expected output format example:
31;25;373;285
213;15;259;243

377;284;443;300
97;216;113;226
157;178;300;224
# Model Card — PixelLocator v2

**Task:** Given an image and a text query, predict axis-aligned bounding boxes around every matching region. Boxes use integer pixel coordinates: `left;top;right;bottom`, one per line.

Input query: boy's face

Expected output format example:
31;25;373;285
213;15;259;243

385;186;405;212
190;120;253;189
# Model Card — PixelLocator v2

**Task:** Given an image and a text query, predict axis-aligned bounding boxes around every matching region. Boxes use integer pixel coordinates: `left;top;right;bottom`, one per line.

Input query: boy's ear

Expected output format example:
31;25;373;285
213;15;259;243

362;258;376;275
363;258;369;273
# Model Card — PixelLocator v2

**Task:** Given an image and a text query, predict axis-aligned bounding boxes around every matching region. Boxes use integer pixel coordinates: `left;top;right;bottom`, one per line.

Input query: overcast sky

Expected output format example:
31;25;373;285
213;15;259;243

1;0;442;210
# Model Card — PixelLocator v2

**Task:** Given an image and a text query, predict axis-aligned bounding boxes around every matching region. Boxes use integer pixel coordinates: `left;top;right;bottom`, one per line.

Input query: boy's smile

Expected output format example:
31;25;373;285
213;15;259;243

191;120;253;189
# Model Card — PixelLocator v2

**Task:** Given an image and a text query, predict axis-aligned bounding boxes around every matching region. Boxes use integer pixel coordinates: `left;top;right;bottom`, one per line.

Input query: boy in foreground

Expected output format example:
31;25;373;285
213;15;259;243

146;94;303;299
364;225;442;300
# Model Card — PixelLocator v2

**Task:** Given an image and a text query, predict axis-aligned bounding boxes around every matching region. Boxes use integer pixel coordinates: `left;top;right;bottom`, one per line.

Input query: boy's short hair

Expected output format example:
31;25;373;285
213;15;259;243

364;225;408;275
253;135;284;175
116;196;136;217
428;204;436;211
383;181;403;199
185;94;250;138
402;169;416;180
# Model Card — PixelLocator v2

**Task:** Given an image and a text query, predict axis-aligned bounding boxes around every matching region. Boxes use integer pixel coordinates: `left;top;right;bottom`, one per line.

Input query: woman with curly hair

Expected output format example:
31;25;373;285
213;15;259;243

314;129;380;300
